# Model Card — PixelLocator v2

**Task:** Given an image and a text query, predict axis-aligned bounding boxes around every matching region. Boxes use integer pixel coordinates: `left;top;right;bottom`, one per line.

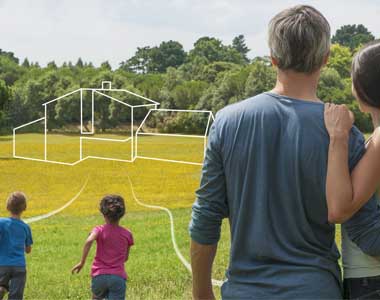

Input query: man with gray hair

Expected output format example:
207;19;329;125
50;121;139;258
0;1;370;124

189;5;380;299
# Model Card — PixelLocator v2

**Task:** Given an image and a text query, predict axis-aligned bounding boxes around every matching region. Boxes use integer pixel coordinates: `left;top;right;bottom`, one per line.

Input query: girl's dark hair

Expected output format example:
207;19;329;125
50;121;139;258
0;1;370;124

100;195;125;223
352;40;380;108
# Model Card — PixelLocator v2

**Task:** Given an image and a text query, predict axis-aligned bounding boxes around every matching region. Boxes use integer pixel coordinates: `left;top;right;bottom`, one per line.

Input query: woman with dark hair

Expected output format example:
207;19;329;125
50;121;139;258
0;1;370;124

324;40;380;299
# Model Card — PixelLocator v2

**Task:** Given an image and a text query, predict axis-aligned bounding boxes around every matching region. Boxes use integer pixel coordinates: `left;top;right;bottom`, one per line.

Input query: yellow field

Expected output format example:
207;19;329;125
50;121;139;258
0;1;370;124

1;134;205;217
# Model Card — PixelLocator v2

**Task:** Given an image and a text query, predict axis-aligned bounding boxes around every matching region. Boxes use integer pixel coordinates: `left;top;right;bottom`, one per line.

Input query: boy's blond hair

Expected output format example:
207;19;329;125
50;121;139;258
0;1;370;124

7;192;27;215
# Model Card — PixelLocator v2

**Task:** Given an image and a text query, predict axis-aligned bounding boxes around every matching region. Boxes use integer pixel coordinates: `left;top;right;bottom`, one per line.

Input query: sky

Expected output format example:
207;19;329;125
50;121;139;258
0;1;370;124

0;0;379;68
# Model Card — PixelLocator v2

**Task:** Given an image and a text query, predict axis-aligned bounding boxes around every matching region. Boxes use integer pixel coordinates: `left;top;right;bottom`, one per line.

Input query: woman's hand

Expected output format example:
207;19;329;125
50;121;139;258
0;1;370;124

324;103;354;139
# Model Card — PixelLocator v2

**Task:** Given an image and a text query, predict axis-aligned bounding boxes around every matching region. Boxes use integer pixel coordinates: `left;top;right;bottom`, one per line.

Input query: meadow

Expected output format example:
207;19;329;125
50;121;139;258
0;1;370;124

0;133;344;299
0;133;230;299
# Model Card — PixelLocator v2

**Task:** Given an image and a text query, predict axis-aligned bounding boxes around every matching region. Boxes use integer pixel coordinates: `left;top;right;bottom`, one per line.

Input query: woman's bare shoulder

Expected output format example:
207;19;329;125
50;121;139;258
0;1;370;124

372;127;380;147
367;127;380;148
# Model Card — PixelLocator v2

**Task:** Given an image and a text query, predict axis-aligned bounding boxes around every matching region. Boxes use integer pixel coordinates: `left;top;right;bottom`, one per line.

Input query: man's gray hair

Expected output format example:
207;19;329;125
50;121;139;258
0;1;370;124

268;5;331;73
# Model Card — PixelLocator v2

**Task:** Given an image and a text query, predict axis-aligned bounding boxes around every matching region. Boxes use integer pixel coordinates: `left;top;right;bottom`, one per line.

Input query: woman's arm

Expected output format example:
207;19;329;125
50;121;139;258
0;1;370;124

324;103;354;223
325;104;380;223
351;129;380;208
71;231;98;274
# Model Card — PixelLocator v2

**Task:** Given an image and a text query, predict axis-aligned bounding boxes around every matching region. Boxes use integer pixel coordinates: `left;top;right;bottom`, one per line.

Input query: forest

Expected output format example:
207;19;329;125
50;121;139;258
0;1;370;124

0;24;377;134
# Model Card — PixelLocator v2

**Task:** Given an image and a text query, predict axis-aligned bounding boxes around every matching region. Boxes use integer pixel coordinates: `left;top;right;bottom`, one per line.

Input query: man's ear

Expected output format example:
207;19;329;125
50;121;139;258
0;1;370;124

270;56;278;67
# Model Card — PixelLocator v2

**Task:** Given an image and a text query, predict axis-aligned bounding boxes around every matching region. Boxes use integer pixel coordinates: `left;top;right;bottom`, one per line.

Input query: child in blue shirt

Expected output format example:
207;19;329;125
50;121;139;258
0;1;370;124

0;192;33;300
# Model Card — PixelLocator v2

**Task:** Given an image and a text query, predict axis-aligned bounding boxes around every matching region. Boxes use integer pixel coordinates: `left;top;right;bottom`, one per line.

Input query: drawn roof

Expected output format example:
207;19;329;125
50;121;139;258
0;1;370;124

42;81;160;108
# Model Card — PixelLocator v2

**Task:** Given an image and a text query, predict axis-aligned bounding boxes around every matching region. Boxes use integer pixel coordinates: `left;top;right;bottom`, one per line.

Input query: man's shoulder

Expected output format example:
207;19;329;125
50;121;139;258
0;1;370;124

216;93;273;121
349;125;365;147
351;125;364;138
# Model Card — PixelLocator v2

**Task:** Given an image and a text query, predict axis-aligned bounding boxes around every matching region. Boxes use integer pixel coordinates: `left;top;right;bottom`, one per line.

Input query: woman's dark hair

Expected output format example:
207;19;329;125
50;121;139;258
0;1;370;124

352;40;380;108
100;195;125;223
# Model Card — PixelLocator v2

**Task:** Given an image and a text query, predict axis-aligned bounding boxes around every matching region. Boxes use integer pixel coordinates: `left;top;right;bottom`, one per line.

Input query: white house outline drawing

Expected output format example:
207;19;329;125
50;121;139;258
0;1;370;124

136;108;215;166
13;82;214;166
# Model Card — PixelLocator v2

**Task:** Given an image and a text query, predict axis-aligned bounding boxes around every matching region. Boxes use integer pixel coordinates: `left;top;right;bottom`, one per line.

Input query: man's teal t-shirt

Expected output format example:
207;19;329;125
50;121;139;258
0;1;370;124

0;217;33;267
190;92;380;299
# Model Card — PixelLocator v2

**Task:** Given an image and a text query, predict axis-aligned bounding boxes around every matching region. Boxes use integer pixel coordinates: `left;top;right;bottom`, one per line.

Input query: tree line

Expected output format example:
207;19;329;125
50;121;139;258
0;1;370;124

0;24;376;134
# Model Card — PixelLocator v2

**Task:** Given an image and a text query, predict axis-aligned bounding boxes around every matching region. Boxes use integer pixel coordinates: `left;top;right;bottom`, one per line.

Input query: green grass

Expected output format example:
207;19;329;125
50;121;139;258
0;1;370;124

26;210;230;300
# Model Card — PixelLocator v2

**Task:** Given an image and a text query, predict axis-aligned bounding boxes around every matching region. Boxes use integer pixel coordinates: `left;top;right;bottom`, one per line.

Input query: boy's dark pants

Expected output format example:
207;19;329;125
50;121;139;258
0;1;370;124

344;276;380;299
0;267;26;300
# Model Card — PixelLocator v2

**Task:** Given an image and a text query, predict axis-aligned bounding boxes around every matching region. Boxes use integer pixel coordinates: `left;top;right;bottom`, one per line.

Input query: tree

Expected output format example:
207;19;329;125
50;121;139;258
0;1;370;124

47;61;58;69
0;49;19;64
317;68;347;103
0;79;11;111
0;34;375;135
7;85;30;127
171;80;209;109
22;58;30;68
0;56;23;85
177;56;209;81
121;41;187;74
198;61;241;83
150;40;187;73
76;58;84;68
349;101;372;133
188;37;245;65
232;35;250;63
208;67;251;111
189;37;224;63
31;62;41;68
327;44;352;78
100;61;112;71
121;46;152;73
332;24;375;50
0;109;8;132
86;62;94;68
132;73;165;100
0;80;10;105
24;79;46;118
245;61;276;97
163;67;183;90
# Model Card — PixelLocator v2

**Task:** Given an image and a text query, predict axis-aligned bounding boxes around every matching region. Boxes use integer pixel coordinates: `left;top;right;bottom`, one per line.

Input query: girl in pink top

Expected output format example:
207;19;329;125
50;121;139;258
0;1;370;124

72;195;134;300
